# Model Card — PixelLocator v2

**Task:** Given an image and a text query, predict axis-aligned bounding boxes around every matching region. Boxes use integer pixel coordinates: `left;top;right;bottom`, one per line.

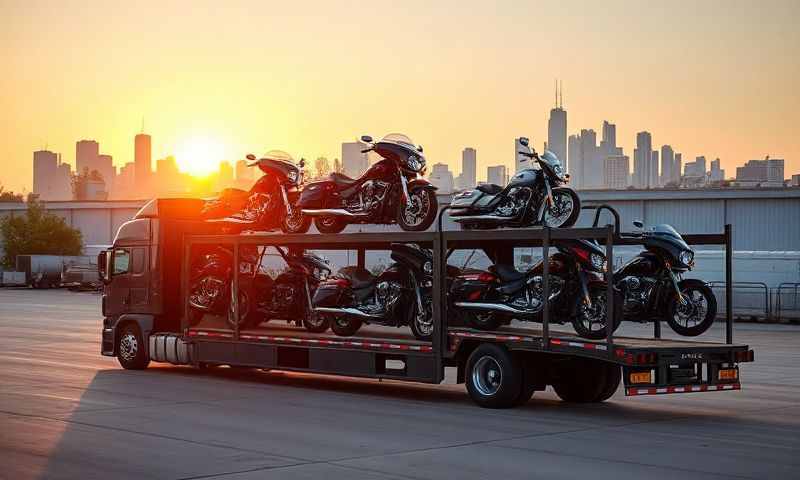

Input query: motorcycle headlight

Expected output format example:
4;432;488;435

317;267;330;280
287;170;299;184
423;261;433;275
589;253;607;272
679;250;694;266
407;156;423;172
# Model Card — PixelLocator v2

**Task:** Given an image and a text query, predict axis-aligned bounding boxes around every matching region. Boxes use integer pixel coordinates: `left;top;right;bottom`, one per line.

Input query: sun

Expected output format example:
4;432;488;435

175;136;227;177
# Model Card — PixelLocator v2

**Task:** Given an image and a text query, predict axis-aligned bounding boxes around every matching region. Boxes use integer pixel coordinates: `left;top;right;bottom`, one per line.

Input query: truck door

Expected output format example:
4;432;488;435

105;248;132;317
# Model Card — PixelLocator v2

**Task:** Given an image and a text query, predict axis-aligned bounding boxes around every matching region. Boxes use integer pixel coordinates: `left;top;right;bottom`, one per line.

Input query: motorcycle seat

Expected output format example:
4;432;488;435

337;266;376;289
490;264;526;282
330;172;358;186
476;183;502;195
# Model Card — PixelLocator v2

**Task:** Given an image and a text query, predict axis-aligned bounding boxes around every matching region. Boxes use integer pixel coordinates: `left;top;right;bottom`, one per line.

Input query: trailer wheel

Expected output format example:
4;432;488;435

594;364;621;402
117;324;150;370
552;358;607;403
465;344;522;408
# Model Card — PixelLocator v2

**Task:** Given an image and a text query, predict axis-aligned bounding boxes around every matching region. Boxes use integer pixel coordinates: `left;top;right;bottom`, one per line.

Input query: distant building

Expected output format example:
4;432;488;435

487;165;508;187
33;150;59;200
568;134;581;187
458;147;477;190
650;150;659;187
76;139;99;176
633;131;653;189
674;153;683;184
115;162;136;197
709;158;725;182
604;155;629;190
514;137;530;174
660;145;675;186
684;156;707;178
341;142;368;178
235;159;254;188
547;87;567;172
156;156;182;194
135;133;152;192
428;163;454;194
735;157;784;186
217;161;234;190
791;174;800;187
97;153;115;194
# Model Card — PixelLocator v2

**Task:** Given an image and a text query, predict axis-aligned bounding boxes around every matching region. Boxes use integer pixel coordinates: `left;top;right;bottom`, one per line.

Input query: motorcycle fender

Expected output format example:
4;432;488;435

407;178;438;192
297;181;333;209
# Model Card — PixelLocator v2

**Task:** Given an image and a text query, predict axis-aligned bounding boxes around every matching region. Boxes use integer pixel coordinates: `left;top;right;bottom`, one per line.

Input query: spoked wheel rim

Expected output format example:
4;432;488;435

543;191;575;227
579;292;608;333
472;356;503;396
403;191;432;227
306;312;327;329
674;289;709;328
415;301;434;337
320;217;338;227
283;210;305;232
119;333;138;362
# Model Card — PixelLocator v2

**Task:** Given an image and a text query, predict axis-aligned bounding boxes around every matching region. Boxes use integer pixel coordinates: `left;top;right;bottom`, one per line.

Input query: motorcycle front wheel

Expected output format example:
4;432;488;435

330;315;362;336
543;187;580;228
397;189;438;231
315;216;347;234
571;286;623;340
281;210;311;234
303;311;331;333
409;297;434;341
665;279;717;337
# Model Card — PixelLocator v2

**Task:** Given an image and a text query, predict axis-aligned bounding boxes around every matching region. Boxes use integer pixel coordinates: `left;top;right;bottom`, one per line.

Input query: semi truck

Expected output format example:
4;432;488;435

99;198;753;408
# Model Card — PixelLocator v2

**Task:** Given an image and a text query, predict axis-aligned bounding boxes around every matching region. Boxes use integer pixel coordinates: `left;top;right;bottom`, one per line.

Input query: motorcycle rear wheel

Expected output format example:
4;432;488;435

315;216;347;234
330;316;362;336
465;311;503;331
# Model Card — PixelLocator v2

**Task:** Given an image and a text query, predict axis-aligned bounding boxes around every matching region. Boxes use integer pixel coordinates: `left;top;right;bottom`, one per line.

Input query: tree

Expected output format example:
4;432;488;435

71;167;106;200
0;186;24;203
332;158;343;174
314;157;331;179
0;199;83;268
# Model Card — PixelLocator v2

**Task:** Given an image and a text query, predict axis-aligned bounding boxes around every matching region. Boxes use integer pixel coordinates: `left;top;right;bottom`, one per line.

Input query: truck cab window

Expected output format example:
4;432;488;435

113;249;130;275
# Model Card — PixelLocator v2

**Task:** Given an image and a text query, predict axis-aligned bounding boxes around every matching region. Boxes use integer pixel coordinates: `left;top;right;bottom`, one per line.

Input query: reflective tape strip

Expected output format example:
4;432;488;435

550;338;608;351
626;383;741;396
450;331;535;343
193;330;433;353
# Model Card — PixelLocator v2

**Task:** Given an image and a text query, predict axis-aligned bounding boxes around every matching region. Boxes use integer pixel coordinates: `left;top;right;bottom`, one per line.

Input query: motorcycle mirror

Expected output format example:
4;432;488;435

632;220;644;229
417;145;423;153
519;137;530;147
246;154;256;161
299;158;305;167
360;135;373;143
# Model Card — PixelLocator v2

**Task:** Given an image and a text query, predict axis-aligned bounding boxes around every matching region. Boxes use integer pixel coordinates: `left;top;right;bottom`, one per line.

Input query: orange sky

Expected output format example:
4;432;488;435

1;0;798;192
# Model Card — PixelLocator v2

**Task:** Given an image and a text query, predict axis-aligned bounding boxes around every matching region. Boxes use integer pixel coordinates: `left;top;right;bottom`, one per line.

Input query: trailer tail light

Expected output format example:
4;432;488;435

460;272;495;282
734;350;754;362
635;352;657;365
718;368;739;381
629;371;652;384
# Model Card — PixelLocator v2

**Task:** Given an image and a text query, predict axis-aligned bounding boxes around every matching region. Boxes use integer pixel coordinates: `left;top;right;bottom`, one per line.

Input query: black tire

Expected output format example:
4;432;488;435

594;364;621;402
330;316;362;336
397;188;438;232
465;311;503;331
303;311;330;333
552;358;607;403
281;211;311;234
187;308;205;327
465;344;523;408
666;279;717;337
571;286;623;340
543;187;580;228
514;359;537;406
315;216;347;234
225;289;253;330
117;324;150;370
409;296;434;341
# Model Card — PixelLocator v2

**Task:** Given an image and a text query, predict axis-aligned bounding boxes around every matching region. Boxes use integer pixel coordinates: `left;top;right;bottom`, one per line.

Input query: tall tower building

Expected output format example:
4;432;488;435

547;81;568;171
135;133;152;191
633;131;653;188
674;153;682;184
341;142;369;178
660;145;674;186
579;129;600;189
33;150;59;200
487;165;508;187
567;134;582;189
76;140;99;175
461;147;477;189
604;155;629;190
600;121;617;155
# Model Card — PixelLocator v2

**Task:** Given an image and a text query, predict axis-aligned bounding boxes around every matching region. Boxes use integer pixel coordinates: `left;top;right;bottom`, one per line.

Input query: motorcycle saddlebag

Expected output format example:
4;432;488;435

451;189;496;209
297;181;332;209
312;279;351;308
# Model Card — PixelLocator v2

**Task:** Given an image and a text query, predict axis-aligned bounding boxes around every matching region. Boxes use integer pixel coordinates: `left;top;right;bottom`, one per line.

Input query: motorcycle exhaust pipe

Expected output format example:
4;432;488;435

451;215;509;224
301;209;370;218
314;306;384;318
453;301;539;316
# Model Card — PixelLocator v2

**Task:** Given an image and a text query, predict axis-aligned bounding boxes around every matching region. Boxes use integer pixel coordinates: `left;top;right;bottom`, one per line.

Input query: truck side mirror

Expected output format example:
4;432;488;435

99;250;112;284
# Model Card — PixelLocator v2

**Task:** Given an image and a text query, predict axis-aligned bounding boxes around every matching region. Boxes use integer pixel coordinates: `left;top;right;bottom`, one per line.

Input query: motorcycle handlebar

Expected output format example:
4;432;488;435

360;148;372;153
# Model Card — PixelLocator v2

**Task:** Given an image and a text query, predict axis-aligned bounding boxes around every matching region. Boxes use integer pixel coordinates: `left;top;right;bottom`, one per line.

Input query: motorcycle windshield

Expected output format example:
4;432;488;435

540;150;565;177
648;224;690;250
380;133;417;151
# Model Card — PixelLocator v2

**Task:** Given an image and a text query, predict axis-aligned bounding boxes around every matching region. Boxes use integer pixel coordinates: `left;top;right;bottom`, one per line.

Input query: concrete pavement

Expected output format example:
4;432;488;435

1;288;798;479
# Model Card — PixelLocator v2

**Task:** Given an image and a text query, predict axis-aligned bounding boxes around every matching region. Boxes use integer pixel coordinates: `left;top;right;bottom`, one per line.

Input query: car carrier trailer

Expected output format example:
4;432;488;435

99;199;753;408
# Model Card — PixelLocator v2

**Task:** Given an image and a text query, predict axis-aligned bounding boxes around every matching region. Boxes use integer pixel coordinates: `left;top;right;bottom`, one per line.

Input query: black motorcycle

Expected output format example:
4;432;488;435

312;243;434;340
297;134;438;233
187;246;331;332
615;221;717;336
450;239;622;340
449;137;580;229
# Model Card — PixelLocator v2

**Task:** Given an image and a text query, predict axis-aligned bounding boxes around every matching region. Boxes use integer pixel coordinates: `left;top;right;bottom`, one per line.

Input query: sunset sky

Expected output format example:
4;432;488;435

1;0;798;192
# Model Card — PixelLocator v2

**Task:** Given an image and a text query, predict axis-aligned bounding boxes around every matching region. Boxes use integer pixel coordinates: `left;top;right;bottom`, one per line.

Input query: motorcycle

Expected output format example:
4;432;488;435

450;239;622;340
615;221;717;336
201;150;311;234
187;245;331;332
449;137;580;229
311;243;435;340
297;133;438;233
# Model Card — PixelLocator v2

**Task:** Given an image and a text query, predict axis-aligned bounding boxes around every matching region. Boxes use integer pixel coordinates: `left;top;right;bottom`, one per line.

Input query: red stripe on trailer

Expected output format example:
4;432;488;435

549;339;608;352
187;330;233;339
626;383;741;396
450;331;534;343
201;330;433;353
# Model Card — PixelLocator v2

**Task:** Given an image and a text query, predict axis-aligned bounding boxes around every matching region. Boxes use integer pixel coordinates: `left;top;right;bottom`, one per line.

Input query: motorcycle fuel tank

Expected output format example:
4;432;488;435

507;168;540;189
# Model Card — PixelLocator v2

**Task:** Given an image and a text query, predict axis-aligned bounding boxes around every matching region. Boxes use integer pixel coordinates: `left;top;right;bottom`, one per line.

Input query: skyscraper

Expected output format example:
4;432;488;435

514;138;530;173
33;150;58;200
600;121;617;155
568;134;582;188
709;158;725;182
76;139;99;175
547;81;567;171
633;131;653;188
97;153;115;193
650;150;659;187
461;147;477;189
428;163;454;194
660;145;674;186
674;153;683;184
487;165;508;187
135;133;152;191
341;142;368;178
604;155;629;190
580;129;601;189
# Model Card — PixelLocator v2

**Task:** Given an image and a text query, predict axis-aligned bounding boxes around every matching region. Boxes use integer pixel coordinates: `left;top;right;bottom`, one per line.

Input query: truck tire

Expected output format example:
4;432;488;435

594;364;621;402
465;344;522;408
552;358;607;403
117;324;150;370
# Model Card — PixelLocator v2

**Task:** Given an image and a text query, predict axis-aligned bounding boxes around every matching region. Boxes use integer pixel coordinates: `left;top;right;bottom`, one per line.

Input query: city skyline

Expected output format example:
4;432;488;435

2;1;799;193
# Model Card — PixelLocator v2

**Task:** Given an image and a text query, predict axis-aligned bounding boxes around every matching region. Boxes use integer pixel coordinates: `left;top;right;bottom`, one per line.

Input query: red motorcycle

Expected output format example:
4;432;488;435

296;134;439;233
201;150;311;234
